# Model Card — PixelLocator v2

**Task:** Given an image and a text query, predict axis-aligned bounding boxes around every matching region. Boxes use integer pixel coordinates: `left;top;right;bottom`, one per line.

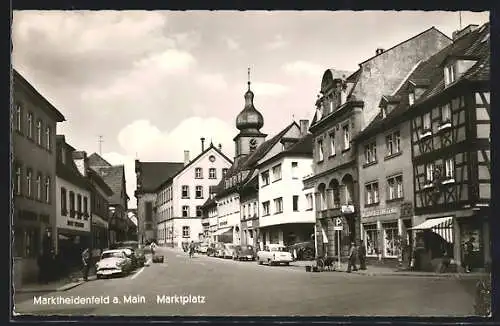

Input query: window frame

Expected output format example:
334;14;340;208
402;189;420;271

209;168;217;179
291;162;298;179
27;111;33;139
36;172;42;200
195;167;203;179
387;174;404;201
181;185;190;199
45;125;52;151
329;132;336;157
274;197;283;214
36;119;42;145
26;168;33;198
182;205;190;217
364;141;377;165
272;164;282;182
342;123;350;151
182;225;190;238
317;139;324;161
365;181;379;205
261;170;270;186
262;201;270;216
195;185;204;199
292;195;299;212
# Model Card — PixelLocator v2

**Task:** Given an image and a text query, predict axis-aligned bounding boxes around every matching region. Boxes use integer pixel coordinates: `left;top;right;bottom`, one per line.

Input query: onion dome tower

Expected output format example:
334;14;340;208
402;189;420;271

233;68;267;161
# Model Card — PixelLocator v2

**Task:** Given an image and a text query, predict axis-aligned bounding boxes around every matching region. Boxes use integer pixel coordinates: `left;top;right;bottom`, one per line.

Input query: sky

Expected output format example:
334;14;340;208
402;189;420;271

12;10;490;208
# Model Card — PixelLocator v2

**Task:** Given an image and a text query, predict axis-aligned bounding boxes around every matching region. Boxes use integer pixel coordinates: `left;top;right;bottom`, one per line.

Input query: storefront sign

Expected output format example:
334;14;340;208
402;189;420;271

67;220;85;228
341;205;355;214
219;221;228;227
362;207;397;218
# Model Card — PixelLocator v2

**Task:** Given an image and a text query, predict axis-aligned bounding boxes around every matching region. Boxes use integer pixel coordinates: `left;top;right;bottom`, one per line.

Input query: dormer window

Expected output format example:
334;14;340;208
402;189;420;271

408;91;415;106
444;63;456;86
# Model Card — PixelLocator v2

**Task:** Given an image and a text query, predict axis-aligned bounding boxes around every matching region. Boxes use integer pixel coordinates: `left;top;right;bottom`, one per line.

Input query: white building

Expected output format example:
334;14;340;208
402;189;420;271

55;136;91;262
257;122;315;247
156;140;232;248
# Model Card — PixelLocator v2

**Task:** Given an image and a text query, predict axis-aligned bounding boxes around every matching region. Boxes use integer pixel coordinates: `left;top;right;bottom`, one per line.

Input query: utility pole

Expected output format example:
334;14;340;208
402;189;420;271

98;135;103;155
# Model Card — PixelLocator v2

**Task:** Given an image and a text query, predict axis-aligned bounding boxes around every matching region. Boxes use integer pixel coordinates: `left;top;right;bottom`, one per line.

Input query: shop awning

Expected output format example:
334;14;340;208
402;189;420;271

409;216;453;230
213;227;233;236
409;216;454;243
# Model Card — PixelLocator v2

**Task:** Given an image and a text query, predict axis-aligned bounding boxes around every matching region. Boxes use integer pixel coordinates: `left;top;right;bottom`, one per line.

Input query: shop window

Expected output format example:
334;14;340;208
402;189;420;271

364;224;379;256
383;222;398;257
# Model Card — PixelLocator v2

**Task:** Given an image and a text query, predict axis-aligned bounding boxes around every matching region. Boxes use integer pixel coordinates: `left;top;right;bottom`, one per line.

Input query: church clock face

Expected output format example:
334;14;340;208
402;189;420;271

249;138;257;151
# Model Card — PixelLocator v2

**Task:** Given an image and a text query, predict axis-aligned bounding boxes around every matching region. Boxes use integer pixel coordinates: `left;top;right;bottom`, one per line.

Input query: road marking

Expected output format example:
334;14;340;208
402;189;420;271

131;267;145;280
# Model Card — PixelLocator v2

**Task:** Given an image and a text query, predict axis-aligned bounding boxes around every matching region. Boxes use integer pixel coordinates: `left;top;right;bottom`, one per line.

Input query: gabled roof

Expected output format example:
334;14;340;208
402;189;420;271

95;165;126;205
214;122;299;198
356;22;490;143
257;133;313;168
88;153;112;168
87;168;114;196
137;162;184;193
154;143;234;192
13;69;66;122
56;136;90;190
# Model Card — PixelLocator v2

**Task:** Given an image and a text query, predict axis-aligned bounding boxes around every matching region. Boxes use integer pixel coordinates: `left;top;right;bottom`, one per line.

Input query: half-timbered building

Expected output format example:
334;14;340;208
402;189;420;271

407;24;490;271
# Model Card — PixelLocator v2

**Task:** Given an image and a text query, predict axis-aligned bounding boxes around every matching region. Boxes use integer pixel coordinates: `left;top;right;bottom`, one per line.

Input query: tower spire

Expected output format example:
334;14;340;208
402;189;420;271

247;67;251;91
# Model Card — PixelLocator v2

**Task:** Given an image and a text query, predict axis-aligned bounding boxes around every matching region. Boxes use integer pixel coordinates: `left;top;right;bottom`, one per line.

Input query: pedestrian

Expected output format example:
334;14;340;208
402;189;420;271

347;242;358;273
358;240;367;270
150;241;157;256
188;241;195;258
464;237;474;273
81;248;90;281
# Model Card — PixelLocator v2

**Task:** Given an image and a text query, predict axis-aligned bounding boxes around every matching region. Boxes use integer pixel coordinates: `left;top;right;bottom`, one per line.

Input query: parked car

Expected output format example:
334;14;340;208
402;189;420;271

207;242;225;257
256;244;293;266
96;249;133;278
287;241;315;260
233;245;255;261
222;243;235;259
197;243;209;254
116;246;146;268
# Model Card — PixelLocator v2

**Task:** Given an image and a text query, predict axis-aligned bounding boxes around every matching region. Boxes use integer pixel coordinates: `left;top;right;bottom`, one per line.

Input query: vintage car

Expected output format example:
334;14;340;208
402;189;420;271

207;242;225;257
222;243;235;259
96;249;133;278
115;246;146;268
196;243;209;254
256;244;293;266
232;245;255;261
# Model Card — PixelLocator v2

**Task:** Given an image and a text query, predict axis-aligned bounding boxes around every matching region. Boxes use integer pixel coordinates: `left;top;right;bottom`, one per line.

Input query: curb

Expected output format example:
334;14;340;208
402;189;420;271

17;276;97;294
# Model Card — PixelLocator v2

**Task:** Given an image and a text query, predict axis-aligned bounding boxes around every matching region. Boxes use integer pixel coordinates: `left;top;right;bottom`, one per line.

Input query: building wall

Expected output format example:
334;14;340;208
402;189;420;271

161;218;204;248
240;194;259;246
55;177;91;237
357;30;452;129
12;81;60;284
173;148;232;217
217;192;241;243
357;120;414;258
259;157;315;227
136;192;156;243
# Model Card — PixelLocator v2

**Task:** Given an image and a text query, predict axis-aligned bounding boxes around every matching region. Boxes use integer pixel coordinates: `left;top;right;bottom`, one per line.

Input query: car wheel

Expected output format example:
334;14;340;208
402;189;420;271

268;259;273;266
257;257;263;265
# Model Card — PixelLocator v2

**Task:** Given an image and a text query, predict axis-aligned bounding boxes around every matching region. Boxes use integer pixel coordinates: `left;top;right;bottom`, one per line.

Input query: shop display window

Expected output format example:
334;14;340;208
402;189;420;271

383;222;398;257
364;224;378;256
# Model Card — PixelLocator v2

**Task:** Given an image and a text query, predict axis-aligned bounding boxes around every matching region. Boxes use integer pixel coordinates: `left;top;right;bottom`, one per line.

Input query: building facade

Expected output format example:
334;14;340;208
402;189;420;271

239;176;259;247
156;142;233;248
55;136;92;271
12;69;66;285
135;160;184;244
88;153;130;243
257;129;315;249
307;27;452;259
73;151;113;257
407;24;490;271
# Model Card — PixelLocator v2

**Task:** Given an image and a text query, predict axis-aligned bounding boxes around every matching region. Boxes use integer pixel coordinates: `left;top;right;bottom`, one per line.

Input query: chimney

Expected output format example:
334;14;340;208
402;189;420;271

184;150;190;166
452;24;479;41
376;48;385;55
201;137;205;152
299;119;309;136
218;143;222;151
72;151;88;176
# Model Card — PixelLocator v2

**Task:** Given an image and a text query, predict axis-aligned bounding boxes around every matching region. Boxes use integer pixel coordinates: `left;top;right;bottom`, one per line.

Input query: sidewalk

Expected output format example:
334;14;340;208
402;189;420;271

293;260;489;279
16;270;97;294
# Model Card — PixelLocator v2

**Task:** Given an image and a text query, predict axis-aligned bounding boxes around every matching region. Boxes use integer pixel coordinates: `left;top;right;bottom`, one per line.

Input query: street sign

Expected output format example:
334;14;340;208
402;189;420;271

334;217;343;231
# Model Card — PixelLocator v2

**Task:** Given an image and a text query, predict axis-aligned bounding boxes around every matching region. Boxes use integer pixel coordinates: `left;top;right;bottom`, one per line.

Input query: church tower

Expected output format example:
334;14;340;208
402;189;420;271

233;68;267;162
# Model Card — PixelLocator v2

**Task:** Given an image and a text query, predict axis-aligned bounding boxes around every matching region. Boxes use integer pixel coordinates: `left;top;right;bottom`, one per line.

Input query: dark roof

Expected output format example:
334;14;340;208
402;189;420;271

13;69;66;122
214;122;299;198
137;162;184;193
154;143;234;192
87;168;114;196
256;133;313;168
55;137;89;190
95;165;126;205
201;196;217;209
356;22;490;143
88;153;112;168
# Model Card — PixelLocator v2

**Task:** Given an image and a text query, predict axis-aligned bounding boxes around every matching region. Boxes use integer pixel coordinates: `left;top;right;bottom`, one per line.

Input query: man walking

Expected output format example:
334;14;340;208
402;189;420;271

358;240;367;270
347;241;358;273
464;237;474;273
81;248;90;281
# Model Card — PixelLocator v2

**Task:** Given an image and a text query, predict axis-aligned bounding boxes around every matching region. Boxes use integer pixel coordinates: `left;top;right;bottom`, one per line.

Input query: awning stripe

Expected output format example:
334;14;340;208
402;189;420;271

213;227;233;236
409;216;454;243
